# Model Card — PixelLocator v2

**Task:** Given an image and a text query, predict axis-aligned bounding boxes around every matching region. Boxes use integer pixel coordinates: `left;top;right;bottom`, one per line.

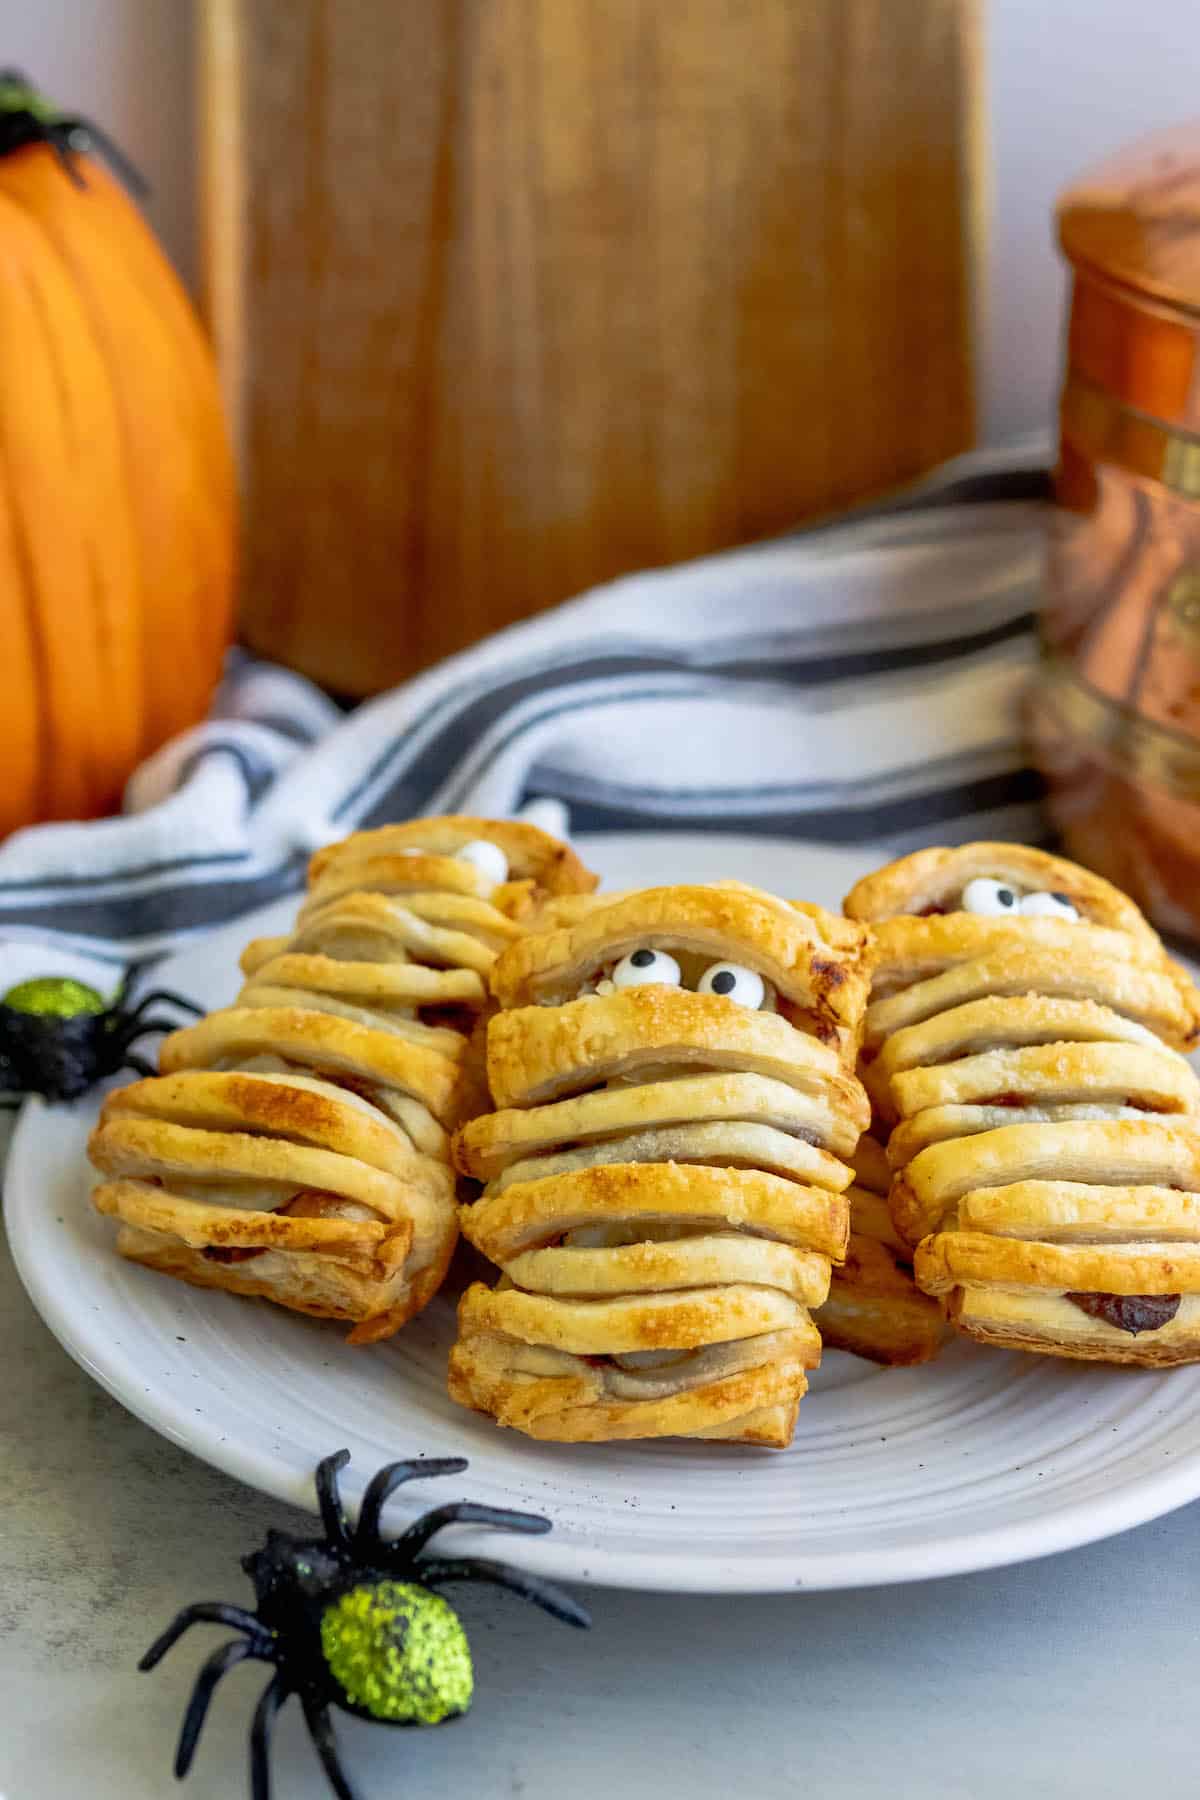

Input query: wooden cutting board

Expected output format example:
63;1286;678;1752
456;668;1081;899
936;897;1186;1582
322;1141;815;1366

202;0;981;695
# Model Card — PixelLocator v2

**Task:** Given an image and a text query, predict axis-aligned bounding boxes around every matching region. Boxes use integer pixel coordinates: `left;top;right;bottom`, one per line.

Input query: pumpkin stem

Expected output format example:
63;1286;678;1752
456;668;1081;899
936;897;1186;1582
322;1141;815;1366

0;69;148;197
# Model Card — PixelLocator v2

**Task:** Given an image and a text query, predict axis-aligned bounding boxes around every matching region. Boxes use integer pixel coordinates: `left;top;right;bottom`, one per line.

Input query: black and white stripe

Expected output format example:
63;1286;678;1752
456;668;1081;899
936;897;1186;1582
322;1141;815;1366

0;448;1051;978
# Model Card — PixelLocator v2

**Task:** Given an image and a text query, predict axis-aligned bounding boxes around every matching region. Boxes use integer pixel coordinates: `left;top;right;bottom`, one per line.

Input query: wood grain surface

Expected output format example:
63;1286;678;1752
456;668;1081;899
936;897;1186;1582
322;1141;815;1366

203;0;980;695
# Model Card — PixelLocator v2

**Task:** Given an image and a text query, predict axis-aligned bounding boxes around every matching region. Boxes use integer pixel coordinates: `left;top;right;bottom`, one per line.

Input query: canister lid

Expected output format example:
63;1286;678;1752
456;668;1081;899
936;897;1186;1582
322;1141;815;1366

1059;123;1200;317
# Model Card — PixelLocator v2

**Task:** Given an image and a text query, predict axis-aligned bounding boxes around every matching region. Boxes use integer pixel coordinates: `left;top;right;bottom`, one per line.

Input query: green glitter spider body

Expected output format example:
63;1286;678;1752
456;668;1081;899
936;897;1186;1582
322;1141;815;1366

3;976;106;1018
322;1581;473;1724
0;970;201;1104
140;1451;589;1800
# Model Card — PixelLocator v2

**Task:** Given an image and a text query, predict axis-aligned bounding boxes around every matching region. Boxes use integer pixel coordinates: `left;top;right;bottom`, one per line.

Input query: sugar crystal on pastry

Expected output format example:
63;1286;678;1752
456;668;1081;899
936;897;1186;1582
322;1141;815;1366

88;816;597;1342
845;841;1200;1367
449;882;872;1445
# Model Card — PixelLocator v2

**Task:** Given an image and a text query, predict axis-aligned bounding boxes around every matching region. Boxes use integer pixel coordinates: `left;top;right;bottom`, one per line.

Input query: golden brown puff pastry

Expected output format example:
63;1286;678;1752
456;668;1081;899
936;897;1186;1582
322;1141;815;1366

813;1232;947;1367
915;1232;1200;1365
886;1100;1168;1171
89;815;596;1342
241;890;517;978
850;1129;892;1197
890;1036;1199;1121
479;1119;854;1198
845;841;1200;1367
160;1008;471;1129
488;883;871;1070
812;1133;945;1367
954;1180;1200;1243
532;891;631;930
891;1117;1200;1243
308;816;597;917
485;986;866;1121
461;1162;852;1266
924;1283;1200;1367
449;883;871;1445
457;1070;864;1178
845;841;1161;946
862;925;1197;1055
448;1310;816;1444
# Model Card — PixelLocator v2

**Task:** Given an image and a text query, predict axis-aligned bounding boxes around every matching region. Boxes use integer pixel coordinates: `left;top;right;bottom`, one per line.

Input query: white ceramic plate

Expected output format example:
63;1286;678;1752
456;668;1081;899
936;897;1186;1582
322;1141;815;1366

9;832;1200;1594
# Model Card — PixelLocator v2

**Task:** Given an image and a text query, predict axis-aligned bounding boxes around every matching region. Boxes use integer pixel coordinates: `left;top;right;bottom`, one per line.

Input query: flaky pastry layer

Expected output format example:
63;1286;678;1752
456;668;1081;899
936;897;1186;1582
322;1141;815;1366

460;1160;851;1265
892;1117;1200;1245
488;883;869;1066
486;986;863;1119
91;815;595;1341
448;1313;812;1444
845;841;1161;944
458;1070;862;1180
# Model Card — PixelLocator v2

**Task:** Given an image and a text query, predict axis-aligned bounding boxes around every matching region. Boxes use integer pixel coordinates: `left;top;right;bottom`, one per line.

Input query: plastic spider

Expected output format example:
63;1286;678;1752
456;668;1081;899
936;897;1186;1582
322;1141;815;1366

140;1450;591;1800
0;68;147;193
0;969;202;1105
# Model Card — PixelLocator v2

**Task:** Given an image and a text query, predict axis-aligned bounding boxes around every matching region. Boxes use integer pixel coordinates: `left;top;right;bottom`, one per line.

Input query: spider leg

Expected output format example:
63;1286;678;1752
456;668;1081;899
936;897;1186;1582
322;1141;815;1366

47;127;87;186
415;1558;591;1629
109;964;142;1010
386;1501;551;1562
60;115;150;195
139;1601;272;1670
316;1449;353;1546
112;1013;193;1048
120;1053;159;1080
250;1670;290;1800
175;1638;263;1777
301;1692;361;1800
354;1456;469;1551
121;988;204;1022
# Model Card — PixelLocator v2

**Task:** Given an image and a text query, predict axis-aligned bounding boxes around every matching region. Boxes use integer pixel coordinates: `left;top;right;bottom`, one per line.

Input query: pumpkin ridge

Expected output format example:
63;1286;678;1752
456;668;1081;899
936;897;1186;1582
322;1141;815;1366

15;185;156;768
7;237;120;815
0;155;237;528
0;145;235;767
0;136;235;832
0;193;102;822
0;392;48;825
19;237;143;792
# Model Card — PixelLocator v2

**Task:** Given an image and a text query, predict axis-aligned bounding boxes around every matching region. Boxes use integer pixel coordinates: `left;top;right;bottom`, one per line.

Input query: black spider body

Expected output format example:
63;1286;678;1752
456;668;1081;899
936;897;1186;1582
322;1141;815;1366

141;1451;590;1800
0;972;201;1103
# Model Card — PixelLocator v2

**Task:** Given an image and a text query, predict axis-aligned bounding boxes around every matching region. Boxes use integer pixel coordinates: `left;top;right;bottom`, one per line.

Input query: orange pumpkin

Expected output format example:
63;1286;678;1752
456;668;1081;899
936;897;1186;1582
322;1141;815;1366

0;78;236;837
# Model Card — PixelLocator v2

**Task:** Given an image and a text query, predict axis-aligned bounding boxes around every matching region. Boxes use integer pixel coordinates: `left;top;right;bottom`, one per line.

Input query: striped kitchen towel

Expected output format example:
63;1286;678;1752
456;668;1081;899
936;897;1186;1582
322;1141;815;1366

0;442;1050;1003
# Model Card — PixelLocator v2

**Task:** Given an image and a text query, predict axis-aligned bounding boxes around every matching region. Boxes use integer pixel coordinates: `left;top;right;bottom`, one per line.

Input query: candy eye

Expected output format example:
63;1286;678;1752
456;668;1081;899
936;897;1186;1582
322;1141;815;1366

697;962;766;1009
961;877;1020;917
1020;889;1080;922
456;839;509;887
611;948;682;989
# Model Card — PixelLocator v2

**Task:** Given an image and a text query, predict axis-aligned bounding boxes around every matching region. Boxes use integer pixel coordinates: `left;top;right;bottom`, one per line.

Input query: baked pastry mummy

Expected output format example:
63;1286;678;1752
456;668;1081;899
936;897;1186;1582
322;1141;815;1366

449;883;872;1444
844;843;1200;1365
812;1132;946;1367
89;817;597;1343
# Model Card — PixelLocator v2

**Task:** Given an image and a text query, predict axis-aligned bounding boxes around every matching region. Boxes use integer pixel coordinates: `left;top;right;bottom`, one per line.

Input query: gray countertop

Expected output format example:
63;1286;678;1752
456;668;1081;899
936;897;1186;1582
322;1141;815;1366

5;1221;1197;1800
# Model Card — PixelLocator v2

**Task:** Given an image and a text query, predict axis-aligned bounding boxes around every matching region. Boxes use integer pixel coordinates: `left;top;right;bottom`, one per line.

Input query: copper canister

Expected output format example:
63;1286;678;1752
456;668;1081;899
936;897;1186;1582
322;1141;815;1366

1032;125;1200;938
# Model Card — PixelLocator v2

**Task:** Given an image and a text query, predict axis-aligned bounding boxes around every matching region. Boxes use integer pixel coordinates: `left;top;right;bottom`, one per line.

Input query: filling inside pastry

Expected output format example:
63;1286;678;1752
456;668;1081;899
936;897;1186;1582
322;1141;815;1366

197;1191;380;1264
512;1327;807;1399
1062;1291;1181;1334
560;1218;737;1249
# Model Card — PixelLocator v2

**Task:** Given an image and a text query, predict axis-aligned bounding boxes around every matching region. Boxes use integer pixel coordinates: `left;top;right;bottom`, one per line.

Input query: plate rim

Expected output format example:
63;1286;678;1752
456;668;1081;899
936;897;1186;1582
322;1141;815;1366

9;831;1200;1593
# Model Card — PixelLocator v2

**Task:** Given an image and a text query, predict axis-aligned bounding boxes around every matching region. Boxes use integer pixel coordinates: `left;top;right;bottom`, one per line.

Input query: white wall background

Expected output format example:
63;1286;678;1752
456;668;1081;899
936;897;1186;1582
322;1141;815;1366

983;0;1200;441
6;0;197;290
8;0;1200;447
